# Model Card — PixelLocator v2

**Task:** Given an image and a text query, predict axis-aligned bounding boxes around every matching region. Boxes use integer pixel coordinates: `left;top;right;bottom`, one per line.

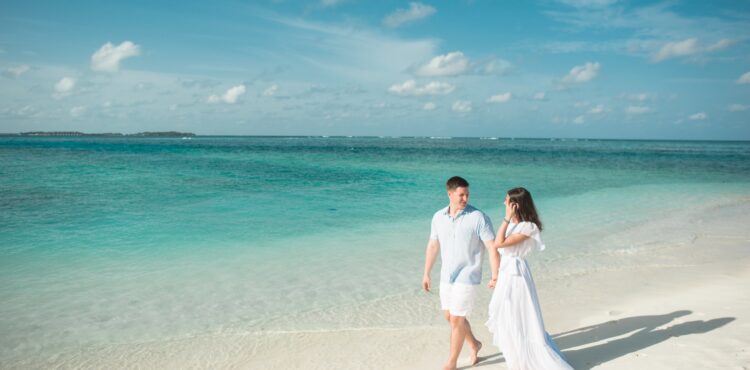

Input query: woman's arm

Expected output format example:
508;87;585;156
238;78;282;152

492;201;529;249
494;232;529;248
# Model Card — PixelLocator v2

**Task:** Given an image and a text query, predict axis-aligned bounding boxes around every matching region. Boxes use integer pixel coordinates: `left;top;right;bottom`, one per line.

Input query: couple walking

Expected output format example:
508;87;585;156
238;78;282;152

422;176;573;370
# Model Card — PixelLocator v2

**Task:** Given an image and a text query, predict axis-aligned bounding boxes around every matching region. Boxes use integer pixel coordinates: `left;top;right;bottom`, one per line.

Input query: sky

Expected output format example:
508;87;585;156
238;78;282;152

1;0;749;139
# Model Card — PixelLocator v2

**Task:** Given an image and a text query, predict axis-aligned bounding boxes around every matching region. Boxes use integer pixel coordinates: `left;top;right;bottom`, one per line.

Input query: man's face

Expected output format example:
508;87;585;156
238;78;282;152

448;186;469;209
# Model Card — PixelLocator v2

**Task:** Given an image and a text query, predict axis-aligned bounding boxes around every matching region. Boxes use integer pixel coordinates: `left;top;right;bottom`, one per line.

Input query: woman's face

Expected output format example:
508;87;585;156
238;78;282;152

504;194;510;206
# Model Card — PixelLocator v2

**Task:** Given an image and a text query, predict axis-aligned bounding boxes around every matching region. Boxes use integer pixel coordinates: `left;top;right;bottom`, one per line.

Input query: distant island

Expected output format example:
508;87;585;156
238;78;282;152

1;131;196;137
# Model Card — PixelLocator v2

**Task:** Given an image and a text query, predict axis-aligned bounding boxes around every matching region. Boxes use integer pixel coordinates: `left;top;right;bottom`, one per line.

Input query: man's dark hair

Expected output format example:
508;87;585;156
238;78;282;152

446;176;469;191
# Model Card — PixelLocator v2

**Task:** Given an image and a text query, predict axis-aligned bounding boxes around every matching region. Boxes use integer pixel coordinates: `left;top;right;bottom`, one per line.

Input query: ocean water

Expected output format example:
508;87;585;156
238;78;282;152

1;136;750;361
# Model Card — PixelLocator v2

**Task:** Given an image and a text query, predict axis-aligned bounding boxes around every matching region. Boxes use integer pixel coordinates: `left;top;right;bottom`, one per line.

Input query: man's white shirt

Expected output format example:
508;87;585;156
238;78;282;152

430;204;495;285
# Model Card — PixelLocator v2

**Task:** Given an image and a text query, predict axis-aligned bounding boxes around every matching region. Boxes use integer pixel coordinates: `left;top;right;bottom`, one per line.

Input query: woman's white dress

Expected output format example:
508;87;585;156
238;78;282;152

485;221;573;370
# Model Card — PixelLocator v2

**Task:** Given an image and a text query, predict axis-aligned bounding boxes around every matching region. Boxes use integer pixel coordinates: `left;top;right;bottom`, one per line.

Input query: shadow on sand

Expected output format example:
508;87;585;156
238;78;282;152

462;310;734;370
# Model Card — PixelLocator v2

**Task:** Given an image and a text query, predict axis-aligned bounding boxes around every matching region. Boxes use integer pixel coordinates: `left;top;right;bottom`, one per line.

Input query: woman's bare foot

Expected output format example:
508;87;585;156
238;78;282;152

469;340;482;366
442;364;457;370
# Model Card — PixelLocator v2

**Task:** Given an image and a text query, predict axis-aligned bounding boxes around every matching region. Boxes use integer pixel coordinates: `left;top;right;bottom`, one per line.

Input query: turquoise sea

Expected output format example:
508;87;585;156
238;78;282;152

2;136;750;361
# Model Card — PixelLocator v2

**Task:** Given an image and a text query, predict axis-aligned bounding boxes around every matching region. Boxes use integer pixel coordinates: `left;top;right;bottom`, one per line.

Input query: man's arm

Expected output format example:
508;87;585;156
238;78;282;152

422;239;440;292
484;239;500;288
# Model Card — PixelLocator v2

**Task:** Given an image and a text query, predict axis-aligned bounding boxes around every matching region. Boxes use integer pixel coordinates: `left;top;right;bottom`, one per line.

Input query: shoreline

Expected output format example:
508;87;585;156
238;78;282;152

7;201;750;369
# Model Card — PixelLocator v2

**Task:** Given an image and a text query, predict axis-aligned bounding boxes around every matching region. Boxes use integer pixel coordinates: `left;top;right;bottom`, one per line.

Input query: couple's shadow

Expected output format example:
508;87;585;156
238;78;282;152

461;310;734;370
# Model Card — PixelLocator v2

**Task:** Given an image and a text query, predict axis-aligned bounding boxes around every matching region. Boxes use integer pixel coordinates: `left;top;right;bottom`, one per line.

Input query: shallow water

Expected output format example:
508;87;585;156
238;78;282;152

2;136;749;360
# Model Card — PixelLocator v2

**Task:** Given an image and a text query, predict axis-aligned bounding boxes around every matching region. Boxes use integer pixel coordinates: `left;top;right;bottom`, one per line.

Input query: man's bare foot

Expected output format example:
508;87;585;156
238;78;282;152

442;364;457;370
469;340;482;366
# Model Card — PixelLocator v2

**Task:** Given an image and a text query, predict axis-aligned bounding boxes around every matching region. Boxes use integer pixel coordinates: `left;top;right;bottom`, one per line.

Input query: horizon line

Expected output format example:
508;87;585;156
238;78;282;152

1;132;748;143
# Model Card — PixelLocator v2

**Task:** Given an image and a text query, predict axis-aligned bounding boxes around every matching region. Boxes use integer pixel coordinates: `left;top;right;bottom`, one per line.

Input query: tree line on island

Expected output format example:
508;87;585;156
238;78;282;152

1;131;196;137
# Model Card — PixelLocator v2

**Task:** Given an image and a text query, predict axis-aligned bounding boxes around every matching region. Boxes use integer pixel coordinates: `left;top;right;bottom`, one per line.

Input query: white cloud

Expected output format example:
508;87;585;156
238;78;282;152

423;102;436;111
626;106;651;114
54;77;76;97
479;58;512;75
623;92;652;102
589;104;606;114
653;38;733;62
418;81;454;95
562;62;600;83
487;92;512;103
70;106;86;117
4;105;40;118
413;53;512;77
383;2;436;28
414;52;469;77
388;80;455;96
546;3;744;66
208;84;246;104
533;92;546;100
688;112;708;120
223;85;246;103
91;41;141;72
452;100;472;113
263;84;278;96
573;115;585;124
264;15;437;83
706;39;733;52
5;65;30;77
55;77;76;92
574;101;590;108
737;72;750;85
728;104;749;112
653;38;698;61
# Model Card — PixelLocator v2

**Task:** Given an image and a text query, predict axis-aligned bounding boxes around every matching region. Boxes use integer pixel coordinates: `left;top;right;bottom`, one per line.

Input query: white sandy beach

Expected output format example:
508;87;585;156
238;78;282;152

4;0;750;366
10;200;750;370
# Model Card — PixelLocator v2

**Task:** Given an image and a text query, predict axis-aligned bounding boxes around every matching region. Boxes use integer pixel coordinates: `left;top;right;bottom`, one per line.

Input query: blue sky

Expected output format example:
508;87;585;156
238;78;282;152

1;0;749;139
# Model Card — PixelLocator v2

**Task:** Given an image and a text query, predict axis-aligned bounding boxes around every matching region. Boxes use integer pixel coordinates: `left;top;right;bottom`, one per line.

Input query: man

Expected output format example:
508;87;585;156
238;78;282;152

422;176;499;370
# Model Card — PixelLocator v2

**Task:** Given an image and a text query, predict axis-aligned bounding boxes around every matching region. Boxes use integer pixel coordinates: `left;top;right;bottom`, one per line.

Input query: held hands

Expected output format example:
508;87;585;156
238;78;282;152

422;275;431;292
487;277;497;289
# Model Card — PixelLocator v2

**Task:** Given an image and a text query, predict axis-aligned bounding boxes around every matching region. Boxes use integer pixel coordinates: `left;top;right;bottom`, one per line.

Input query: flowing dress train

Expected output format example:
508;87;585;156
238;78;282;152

485;222;573;370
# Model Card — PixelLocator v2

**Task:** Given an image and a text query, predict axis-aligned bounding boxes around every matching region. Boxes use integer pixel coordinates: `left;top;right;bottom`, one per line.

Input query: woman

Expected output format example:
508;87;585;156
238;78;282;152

486;187;573;370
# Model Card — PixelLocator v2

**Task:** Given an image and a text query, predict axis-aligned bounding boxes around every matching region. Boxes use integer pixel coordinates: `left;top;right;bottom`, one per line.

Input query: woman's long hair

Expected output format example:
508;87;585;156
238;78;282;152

507;187;543;231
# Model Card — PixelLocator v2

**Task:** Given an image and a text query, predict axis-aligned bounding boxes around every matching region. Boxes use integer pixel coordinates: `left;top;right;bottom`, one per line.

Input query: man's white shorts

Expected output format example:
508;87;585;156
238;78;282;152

439;282;477;317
